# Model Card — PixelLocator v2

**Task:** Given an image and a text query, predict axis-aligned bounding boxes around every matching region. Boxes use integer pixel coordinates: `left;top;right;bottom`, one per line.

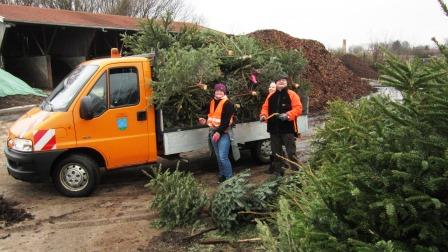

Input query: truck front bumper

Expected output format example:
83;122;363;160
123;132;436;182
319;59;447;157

4;147;64;182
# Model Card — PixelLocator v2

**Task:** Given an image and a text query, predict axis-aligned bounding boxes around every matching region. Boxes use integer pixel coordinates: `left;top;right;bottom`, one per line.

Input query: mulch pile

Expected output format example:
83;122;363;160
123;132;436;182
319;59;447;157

0;95;45;109
0;195;33;227
339;54;379;79
250;30;372;113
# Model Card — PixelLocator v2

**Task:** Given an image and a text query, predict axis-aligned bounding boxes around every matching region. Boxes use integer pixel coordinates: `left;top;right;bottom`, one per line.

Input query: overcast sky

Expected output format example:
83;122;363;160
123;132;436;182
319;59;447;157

184;0;448;49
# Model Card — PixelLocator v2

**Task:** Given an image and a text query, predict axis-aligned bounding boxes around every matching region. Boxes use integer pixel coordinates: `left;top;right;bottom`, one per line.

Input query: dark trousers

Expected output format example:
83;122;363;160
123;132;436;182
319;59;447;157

270;133;298;174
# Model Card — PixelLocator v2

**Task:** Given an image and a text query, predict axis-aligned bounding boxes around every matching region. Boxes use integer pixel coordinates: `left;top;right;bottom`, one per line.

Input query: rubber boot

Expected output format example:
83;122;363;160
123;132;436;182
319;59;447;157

287;154;299;171
272;155;285;176
265;155;275;174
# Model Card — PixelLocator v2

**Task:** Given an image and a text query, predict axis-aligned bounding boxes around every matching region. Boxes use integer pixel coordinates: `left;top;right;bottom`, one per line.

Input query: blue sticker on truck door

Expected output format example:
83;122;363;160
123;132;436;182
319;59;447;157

117;117;128;131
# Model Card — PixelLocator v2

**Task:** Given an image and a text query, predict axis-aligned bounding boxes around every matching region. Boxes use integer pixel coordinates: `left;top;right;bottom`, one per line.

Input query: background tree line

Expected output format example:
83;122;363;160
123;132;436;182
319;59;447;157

349;40;441;59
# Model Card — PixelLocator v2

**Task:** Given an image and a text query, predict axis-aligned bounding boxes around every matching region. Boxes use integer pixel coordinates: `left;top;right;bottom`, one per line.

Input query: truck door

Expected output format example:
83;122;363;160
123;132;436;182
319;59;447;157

74;63;151;169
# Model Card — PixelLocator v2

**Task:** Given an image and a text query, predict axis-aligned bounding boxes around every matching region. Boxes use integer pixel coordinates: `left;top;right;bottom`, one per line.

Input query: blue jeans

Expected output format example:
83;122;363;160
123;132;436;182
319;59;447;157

211;133;233;179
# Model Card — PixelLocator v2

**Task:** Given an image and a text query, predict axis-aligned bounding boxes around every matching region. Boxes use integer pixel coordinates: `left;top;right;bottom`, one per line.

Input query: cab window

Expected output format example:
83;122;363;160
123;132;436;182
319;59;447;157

87;72;107;117
109;67;139;108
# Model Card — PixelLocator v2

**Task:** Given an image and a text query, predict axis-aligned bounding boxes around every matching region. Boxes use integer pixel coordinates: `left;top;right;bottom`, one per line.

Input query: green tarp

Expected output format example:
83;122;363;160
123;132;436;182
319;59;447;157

0;68;47;97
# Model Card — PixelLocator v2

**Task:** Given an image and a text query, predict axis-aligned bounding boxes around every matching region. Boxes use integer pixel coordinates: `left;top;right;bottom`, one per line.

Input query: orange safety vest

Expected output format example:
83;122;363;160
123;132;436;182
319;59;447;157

207;96;233;128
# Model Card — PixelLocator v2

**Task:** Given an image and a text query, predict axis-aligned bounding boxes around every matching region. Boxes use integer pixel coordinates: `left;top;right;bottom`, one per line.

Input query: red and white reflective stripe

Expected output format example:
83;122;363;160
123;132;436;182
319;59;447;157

33;129;56;151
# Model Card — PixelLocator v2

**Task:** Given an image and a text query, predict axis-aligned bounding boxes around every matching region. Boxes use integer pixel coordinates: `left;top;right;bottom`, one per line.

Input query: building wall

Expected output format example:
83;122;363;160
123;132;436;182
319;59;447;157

6;55;52;89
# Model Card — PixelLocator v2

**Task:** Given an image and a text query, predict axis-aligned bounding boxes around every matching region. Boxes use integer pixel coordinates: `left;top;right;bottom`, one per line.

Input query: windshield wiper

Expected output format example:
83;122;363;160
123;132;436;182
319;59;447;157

48;101;54;112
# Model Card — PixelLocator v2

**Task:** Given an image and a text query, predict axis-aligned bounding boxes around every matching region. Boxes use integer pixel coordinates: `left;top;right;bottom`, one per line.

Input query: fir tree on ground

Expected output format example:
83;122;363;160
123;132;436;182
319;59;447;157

257;6;448;250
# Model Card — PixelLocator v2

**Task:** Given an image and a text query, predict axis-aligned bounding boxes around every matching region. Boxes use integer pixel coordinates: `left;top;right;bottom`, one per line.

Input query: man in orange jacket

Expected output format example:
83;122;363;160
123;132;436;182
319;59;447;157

260;73;302;175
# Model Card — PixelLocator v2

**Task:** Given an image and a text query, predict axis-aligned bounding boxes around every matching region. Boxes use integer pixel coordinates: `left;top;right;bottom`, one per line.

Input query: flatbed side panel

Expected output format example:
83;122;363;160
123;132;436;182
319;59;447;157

233;121;269;144
233;115;308;144
163;127;209;155
162;115;308;155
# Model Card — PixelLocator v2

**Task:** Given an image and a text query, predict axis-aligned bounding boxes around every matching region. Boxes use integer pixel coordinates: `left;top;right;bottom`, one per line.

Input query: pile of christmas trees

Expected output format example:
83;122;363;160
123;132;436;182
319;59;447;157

123;16;308;129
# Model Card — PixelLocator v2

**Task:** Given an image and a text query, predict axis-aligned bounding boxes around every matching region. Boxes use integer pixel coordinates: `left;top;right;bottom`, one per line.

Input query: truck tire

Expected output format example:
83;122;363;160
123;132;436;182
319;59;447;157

52;154;99;197
251;139;271;164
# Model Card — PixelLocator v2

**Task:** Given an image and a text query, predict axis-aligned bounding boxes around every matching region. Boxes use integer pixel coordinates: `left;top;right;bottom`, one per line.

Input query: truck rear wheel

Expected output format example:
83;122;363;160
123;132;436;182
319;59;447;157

53;154;99;197
251;139;271;164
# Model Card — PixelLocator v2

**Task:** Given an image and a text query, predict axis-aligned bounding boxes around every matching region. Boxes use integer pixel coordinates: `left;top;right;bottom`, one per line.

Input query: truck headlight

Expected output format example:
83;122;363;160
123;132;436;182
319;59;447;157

11;138;33;152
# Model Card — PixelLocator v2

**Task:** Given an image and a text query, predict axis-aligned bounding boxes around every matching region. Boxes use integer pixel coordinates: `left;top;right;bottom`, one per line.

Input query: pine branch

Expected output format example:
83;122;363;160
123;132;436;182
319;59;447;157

198;238;262;245
237;211;272;216
432;37;448;60
437;0;448;16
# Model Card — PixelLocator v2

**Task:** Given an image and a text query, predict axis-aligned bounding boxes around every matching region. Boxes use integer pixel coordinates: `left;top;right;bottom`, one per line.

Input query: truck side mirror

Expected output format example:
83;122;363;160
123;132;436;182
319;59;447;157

80;96;94;120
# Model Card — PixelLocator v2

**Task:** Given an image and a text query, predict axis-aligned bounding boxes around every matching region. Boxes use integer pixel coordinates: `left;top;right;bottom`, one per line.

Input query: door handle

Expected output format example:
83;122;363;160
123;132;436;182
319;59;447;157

137;111;147;121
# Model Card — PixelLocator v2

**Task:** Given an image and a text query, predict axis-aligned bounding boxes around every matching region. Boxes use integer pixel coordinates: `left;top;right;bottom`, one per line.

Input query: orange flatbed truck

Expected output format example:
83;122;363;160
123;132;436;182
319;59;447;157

4;50;308;197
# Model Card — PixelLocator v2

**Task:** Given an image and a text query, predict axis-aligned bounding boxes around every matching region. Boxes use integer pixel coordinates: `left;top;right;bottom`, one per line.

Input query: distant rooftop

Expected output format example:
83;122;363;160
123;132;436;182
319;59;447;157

0;3;197;32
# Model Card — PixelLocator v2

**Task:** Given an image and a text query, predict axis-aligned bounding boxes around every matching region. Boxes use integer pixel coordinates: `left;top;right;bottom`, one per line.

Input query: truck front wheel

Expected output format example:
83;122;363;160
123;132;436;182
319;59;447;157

53;154;99;197
251;140;271;164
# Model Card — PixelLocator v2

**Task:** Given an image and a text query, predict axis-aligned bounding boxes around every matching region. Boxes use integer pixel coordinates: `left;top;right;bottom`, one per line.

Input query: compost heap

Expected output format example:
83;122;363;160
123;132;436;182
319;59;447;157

250;30;373;113
339;54;379;79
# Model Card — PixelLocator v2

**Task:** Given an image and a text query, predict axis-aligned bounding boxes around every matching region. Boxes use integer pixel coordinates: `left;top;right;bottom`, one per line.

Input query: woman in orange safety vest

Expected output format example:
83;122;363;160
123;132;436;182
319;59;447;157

198;83;235;182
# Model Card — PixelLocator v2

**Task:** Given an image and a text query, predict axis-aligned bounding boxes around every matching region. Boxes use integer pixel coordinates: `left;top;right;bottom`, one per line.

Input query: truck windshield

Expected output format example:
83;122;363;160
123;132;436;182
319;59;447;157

42;65;99;112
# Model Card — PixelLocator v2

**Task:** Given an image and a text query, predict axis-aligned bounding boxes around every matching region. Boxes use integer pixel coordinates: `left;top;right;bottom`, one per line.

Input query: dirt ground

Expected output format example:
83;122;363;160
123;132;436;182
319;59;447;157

0;114;317;251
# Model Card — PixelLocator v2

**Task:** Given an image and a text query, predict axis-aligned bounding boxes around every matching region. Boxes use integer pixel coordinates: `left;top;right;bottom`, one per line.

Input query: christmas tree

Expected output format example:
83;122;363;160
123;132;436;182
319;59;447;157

123;15;308;129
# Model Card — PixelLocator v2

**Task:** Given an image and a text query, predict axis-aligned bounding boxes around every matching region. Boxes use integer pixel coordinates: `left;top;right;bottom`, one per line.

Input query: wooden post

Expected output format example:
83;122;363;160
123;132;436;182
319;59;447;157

342;39;347;54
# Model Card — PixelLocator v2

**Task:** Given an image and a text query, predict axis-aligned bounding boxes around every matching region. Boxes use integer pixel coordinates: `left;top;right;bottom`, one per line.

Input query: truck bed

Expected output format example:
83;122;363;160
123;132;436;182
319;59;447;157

160;115;309;155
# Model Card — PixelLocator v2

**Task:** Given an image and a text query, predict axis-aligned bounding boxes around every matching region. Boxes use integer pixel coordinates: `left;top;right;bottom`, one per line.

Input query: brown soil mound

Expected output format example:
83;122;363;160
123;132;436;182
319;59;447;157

250;30;372;113
339;54;378;79
0;195;33;227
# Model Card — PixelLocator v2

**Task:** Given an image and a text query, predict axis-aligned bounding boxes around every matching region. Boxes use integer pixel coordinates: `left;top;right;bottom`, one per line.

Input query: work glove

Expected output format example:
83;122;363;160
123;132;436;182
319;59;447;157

278;113;289;121
260;115;267;122
212;132;221;142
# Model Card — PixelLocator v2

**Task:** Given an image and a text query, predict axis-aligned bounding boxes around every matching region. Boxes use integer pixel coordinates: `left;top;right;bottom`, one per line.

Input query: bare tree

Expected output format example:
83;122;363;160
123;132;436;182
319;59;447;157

349;45;365;55
0;0;36;5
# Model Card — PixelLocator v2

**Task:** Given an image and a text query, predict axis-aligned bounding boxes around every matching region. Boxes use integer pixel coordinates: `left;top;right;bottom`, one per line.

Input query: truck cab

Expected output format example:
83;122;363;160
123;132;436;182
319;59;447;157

5;53;159;196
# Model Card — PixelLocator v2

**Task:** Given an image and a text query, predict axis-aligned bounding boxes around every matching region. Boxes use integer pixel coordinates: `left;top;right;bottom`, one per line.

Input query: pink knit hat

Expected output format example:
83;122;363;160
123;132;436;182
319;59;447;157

214;83;227;93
